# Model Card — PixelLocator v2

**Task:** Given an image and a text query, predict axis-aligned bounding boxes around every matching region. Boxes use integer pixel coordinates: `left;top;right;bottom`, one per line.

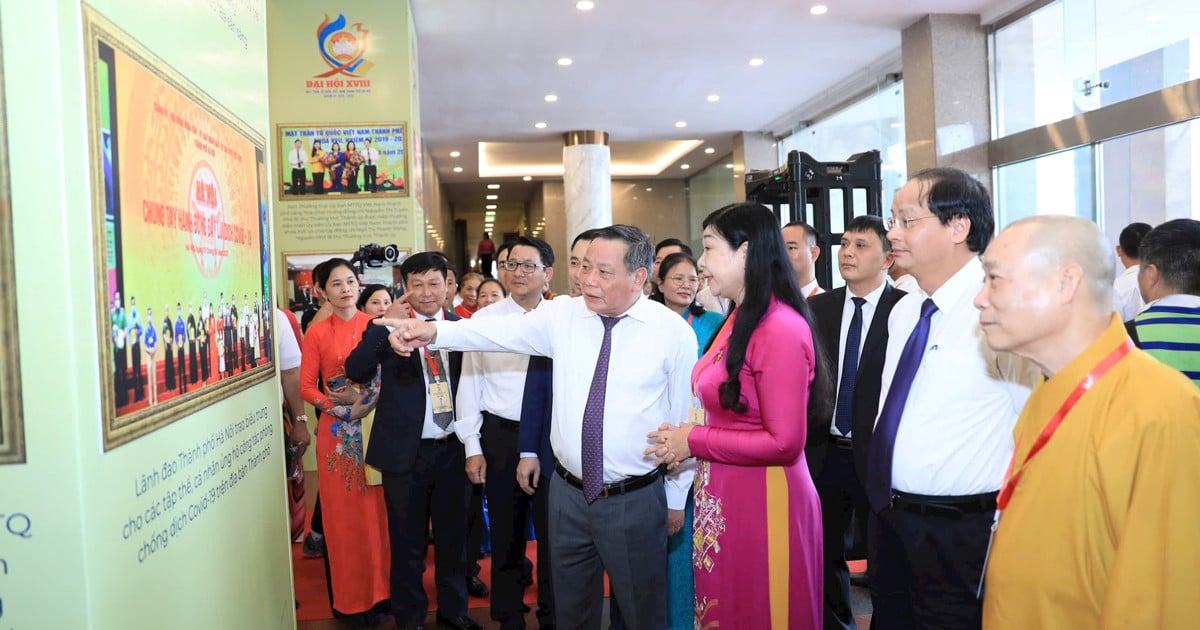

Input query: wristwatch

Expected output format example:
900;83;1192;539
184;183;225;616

294;414;308;423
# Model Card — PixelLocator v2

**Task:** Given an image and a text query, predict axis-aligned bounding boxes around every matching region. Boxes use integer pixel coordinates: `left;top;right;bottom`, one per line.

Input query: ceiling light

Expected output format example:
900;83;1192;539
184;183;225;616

645;187;653;192
453;166;463;173
523;176;533;181
535;122;547;129
486;194;498;200
487;184;501;189
725;163;733;169
680;164;690;170
707;94;720;102
449;150;461;158
810;4;828;15
486;205;497;210
557;57;573;66
675;121;687;128
749;58;764;66
544;93;558;103
704;147;715;154
576;1;594;10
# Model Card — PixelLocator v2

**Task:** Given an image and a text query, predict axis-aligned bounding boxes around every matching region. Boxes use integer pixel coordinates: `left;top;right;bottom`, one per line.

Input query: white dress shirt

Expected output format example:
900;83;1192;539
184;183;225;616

362;147;380;165
289;148;306;169
433;295;698;509
695;286;730;315
276;309;301;371
891;273;920;295
418;309;456;440
1112;264;1145;320
454;296;544;458
878;256;1040;496
801;279;824;298
830;281;887;437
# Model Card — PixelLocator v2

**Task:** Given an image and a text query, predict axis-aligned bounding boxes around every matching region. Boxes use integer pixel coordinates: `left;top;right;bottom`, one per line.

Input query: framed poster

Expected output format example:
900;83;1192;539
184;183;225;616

84;7;273;450
0;25;25;465
281;250;408;318
276;123;407;199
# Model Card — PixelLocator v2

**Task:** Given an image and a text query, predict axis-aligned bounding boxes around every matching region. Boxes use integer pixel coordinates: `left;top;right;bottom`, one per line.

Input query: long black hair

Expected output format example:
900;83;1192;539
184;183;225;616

702;203;833;418
651;252;706;317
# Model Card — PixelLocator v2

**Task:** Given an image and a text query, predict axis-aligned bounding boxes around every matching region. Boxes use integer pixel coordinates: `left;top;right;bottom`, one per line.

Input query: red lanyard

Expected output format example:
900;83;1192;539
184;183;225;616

693;309;736;396
996;339;1133;510
411;306;441;380
807;286;820;298
686;311;694;326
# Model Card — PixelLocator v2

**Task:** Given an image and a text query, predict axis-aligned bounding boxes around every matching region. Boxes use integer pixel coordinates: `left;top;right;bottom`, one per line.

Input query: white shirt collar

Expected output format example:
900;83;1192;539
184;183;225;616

578;293;653;323
922;255;983;312
845;280;887;308
1147;293;1200;309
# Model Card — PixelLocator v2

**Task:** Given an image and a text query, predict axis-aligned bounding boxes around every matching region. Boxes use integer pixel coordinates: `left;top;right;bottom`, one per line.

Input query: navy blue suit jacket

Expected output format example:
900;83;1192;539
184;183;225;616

517;355;555;477
344;310;462;475
804;283;905;483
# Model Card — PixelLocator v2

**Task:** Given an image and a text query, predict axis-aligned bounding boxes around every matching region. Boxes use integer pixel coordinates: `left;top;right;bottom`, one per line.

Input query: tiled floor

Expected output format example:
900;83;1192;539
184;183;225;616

294;477;874;629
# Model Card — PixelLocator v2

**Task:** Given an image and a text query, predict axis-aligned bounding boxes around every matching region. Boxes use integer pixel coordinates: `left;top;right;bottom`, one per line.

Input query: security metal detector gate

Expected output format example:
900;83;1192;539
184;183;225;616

745;150;883;289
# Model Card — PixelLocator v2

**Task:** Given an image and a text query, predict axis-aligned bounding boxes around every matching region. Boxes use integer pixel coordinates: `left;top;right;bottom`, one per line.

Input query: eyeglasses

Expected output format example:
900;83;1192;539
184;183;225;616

499;261;547;273
885;215;937;230
665;275;700;286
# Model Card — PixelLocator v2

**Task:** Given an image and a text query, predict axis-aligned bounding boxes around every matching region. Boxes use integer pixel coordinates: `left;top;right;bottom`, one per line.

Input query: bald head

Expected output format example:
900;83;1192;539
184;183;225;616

1008;216;1116;314
976;216;1118;374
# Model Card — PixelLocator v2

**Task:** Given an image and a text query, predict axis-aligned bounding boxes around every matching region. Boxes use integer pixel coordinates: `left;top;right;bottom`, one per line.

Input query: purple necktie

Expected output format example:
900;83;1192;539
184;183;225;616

582;315;624;503
834;297;866;436
867;298;938;512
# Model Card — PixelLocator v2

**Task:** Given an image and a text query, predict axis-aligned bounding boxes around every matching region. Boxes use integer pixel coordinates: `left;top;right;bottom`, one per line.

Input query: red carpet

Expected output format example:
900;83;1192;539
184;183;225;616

293;540;543;621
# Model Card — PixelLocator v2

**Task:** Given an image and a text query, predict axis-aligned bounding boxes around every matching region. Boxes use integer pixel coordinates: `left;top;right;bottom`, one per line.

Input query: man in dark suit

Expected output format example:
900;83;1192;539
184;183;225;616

806;215;905;630
345;252;482;630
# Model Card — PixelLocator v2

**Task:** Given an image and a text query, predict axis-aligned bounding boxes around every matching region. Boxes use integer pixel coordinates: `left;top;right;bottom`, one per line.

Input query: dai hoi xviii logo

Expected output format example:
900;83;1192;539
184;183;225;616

309;14;374;89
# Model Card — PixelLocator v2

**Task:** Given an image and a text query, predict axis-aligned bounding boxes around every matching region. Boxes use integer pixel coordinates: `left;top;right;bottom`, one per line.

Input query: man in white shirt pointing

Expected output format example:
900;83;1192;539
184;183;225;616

380;225;697;630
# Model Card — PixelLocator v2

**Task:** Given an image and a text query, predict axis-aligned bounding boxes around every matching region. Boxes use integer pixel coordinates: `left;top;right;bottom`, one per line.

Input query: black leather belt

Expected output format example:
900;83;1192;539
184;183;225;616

828;434;853;449
889;490;997;519
555;463;661;498
421;435;456;445
482;411;520;432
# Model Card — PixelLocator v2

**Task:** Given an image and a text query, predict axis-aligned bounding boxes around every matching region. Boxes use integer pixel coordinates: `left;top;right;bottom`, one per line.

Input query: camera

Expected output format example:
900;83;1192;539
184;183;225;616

351;243;400;269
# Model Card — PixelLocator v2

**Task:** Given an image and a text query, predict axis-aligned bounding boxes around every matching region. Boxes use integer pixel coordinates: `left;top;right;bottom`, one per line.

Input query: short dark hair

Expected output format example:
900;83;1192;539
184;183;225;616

1139;219;1200;295
512;236;555;267
314;257;354;289
655;238;693;257
843;215;891;252
1118;222;1153;258
571;228;604;250
399;252;448;283
496;240;516;260
783;221;820;247
591;224;654;275
654;252;706;317
356;284;390;311
478;277;507;297
908;167;995;253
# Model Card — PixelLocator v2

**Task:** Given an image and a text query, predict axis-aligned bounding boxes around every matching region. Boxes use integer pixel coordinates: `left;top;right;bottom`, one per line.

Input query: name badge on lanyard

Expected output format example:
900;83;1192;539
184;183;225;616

976;339;1132;600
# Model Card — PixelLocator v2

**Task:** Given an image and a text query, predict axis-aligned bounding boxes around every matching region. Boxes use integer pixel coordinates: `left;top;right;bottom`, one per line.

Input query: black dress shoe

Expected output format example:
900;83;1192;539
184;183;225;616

467;576;489;598
436;614;483;630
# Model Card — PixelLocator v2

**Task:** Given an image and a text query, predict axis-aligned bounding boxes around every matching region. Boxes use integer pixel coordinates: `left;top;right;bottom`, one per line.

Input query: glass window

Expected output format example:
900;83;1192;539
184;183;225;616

995;145;1096;227
993;0;1200;138
686;157;737;253
778;80;906;214
1099;118;1200;245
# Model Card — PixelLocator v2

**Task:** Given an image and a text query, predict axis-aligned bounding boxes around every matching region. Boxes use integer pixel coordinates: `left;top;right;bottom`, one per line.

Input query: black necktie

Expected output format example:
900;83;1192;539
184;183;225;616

834;297;865;435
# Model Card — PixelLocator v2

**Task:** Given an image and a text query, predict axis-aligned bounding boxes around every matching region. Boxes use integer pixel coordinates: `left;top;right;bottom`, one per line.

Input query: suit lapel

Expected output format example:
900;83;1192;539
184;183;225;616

859;283;898;362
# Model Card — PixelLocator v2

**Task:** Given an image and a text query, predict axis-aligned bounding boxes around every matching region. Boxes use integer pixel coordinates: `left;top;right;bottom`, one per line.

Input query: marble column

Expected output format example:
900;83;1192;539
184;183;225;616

902;14;992;189
563;130;612;245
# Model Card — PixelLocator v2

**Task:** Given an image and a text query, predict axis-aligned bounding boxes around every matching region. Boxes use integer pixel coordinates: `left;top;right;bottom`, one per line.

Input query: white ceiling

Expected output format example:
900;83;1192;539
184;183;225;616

411;0;1023;230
